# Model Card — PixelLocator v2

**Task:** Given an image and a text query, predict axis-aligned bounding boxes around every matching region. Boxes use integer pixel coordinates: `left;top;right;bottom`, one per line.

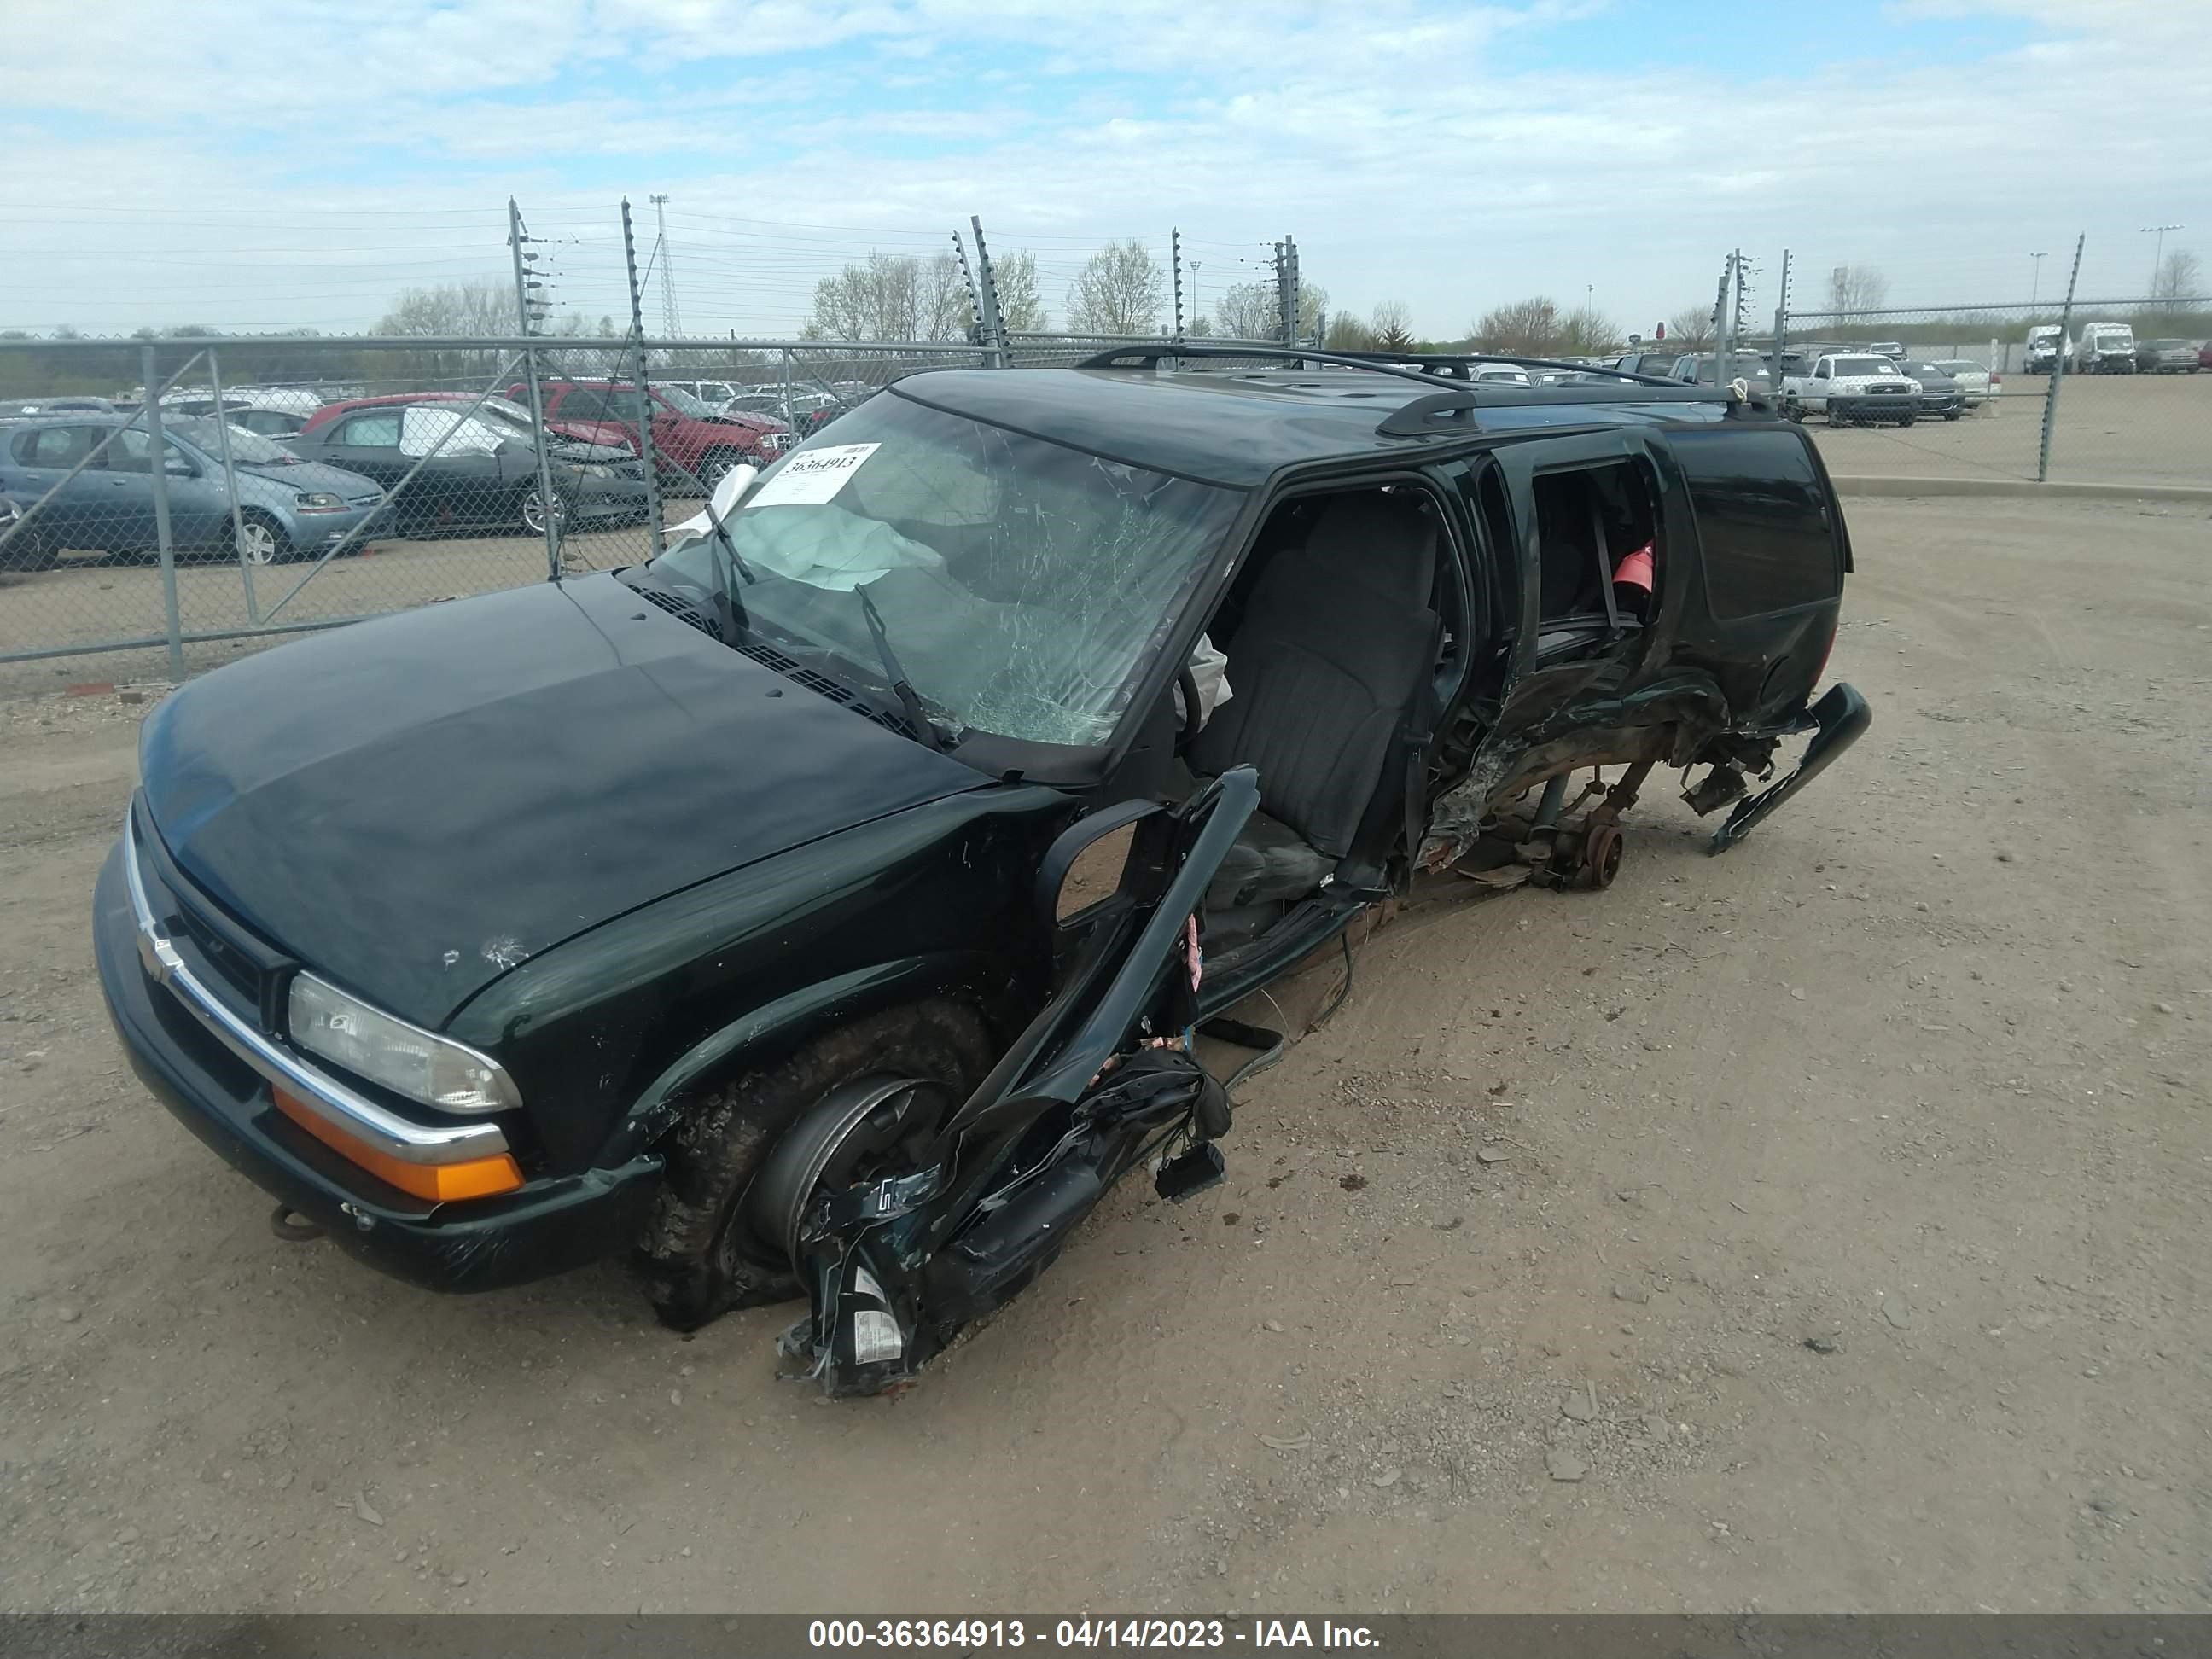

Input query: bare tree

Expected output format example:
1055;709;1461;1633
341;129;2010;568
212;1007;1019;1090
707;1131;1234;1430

375;280;513;337
806;253;923;341
992;250;1047;332
1066;240;1164;335
1214;280;1275;341
1214;277;1327;341
1370;300;1416;352
1325;313;1379;351
1664;305;1715;349
1470;296;1561;355
1557;306;1622;356
2151;248;2203;310
1825;263;1890;319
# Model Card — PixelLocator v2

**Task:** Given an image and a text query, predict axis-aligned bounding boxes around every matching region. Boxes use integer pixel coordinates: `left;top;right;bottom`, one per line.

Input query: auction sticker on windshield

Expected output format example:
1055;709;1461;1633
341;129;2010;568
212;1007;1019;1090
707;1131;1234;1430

749;443;880;507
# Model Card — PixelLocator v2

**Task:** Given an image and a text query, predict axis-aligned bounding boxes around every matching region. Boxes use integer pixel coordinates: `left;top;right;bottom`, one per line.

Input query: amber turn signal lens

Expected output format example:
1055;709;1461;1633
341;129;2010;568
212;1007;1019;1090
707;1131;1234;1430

271;1087;523;1202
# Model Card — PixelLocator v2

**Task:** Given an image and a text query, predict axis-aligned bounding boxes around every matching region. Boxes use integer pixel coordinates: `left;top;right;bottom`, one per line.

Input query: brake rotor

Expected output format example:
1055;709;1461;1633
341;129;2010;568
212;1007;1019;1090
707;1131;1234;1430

1578;821;1625;889
740;1075;952;1272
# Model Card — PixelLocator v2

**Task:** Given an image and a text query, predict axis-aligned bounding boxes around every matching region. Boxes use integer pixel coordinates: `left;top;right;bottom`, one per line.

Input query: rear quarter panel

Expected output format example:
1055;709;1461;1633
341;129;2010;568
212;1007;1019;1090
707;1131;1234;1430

1654;422;1846;725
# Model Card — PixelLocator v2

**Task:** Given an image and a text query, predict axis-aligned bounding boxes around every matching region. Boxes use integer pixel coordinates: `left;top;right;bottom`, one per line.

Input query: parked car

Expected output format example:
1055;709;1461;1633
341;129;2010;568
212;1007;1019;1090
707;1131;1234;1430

1608;350;1679;376
0;414;383;566
1668;353;1776;396
2075;321;2136;374
658;379;743;412
2134;338;2197;374
2200;341;2212;372
0;396;118;417
517;380;792;492
1899;360;1965;420
1926;358;1995;405
1866;341;1904;360
2023;326;2070;375
1780;353;1921;425
230;405;314;438
1470;363;1532;386
96;344;1868;1394
290;399;642;538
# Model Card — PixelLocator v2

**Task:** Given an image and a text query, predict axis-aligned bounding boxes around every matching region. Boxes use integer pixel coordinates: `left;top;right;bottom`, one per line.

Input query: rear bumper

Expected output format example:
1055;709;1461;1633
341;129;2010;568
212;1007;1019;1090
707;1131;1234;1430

93;840;662;1293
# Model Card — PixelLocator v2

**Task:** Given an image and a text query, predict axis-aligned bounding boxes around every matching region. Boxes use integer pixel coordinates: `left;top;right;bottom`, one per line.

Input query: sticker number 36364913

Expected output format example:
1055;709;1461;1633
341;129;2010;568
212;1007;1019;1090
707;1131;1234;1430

747;442;880;507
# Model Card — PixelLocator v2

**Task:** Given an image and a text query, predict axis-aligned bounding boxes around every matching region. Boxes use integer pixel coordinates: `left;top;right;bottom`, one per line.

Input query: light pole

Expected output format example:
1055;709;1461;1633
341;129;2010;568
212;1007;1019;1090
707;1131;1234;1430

1190;261;1202;330
2139;224;2181;295
2029;250;2047;311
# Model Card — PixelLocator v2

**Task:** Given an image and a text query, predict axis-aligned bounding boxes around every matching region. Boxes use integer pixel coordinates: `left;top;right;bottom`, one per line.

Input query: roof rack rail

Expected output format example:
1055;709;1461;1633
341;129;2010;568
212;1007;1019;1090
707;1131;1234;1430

1372;390;1481;436
1324;348;1684;388
1075;341;1747;438
1079;341;1476;391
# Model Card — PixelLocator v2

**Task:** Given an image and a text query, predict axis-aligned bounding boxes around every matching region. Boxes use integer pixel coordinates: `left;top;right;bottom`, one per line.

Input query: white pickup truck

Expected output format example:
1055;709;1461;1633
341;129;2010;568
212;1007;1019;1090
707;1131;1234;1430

1780;352;1923;426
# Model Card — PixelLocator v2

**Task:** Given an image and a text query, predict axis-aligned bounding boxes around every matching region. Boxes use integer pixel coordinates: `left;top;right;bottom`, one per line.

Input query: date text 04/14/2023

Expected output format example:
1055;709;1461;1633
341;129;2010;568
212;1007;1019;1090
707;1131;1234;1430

805;1618;1382;1649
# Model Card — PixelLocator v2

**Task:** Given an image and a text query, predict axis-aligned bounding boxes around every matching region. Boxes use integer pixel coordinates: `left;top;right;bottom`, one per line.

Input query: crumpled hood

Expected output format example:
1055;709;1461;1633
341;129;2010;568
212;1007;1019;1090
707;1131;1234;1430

137;574;981;1027
238;459;381;498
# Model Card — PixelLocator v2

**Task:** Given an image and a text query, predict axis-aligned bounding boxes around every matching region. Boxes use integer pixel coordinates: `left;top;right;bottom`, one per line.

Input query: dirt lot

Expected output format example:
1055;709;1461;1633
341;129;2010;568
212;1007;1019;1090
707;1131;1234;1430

1806;371;2211;486
2;495;2209;1615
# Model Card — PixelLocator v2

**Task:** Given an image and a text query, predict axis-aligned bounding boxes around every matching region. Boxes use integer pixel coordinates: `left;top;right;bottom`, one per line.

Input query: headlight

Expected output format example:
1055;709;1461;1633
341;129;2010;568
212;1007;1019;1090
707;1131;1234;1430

288;973;521;1113
581;463;613;478
294;492;345;512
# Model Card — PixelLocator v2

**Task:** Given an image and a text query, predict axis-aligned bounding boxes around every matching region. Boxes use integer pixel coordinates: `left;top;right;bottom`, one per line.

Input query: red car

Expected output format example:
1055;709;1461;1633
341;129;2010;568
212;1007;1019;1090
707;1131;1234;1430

514;381;792;491
2199;341;2212;372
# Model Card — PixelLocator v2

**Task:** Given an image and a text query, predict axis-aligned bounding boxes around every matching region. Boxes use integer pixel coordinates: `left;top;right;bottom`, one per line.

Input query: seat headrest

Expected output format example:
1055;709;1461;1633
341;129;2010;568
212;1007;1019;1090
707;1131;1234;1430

1295;493;1437;608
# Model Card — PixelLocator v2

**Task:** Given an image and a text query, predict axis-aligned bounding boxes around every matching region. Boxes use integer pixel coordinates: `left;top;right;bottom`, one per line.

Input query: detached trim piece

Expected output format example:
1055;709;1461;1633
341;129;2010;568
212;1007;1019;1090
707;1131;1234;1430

123;812;510;1167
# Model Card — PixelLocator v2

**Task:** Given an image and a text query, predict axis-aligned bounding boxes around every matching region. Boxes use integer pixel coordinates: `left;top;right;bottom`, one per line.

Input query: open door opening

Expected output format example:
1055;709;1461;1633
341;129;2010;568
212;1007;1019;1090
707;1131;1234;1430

1171;485;1448;954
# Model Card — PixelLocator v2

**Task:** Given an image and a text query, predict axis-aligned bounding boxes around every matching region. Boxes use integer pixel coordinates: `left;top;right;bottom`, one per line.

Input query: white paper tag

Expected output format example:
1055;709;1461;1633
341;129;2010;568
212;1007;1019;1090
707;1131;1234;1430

748;442;879;507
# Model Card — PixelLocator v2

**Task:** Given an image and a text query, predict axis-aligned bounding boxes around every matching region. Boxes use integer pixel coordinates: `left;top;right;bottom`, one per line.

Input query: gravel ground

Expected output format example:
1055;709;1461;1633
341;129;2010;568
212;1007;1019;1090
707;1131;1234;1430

0;494;2207;1615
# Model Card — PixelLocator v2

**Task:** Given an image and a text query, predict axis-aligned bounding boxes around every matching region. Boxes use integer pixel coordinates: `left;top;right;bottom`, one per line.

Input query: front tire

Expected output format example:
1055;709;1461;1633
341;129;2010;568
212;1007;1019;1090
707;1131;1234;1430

696;448;745;494
635;999;994;1331
0;511;56;573
518;483;568;538
236;512;289;567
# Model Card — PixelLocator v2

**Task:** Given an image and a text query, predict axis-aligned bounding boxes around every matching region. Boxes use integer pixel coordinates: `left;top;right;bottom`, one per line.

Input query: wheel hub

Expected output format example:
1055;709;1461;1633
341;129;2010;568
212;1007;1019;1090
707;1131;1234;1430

741;1074;951;1273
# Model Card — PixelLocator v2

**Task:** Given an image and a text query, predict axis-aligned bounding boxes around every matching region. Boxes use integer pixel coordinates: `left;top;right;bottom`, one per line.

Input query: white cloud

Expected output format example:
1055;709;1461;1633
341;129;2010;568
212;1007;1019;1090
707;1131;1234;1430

0;0;2206;337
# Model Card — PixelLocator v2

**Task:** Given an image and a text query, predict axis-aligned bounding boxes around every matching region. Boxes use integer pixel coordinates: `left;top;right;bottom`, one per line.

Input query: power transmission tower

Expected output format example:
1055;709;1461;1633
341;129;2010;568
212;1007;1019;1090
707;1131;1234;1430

650;194;681;335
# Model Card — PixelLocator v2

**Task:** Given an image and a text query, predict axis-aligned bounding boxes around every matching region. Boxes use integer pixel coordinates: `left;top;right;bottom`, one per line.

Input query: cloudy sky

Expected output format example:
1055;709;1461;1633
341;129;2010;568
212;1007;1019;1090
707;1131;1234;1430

2;0;2205;339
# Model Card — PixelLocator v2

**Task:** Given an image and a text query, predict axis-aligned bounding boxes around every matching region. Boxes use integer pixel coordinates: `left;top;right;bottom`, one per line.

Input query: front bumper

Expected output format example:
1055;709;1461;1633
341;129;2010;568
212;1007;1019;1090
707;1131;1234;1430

92;835;662;1293
290;503;381;551
572;476;650;521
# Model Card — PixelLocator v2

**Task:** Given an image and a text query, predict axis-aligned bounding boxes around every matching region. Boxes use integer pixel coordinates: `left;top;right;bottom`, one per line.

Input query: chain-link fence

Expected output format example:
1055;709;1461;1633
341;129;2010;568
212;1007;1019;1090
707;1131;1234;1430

1777;291;2209;486
0;335;994;682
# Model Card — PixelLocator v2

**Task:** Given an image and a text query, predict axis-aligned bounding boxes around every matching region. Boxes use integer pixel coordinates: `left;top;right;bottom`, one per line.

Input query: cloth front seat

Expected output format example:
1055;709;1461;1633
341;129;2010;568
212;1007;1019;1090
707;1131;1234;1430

1191;494;1438;910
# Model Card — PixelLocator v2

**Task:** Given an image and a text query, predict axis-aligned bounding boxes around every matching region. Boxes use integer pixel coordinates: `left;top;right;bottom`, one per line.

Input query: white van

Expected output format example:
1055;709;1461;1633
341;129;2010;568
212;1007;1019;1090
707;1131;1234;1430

2075;322;2136;375
2023;325;2070;375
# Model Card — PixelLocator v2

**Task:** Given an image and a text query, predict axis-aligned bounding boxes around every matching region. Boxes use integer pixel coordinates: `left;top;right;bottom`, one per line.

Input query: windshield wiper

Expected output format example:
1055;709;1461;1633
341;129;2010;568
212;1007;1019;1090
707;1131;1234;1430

688;486;760;643
855;583;948;753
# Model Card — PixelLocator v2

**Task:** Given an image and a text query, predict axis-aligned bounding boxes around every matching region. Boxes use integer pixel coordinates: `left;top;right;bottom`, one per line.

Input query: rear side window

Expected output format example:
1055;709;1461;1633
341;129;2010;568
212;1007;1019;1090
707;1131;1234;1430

1668;428;1841;617
13;426;99;468
335;411;403;448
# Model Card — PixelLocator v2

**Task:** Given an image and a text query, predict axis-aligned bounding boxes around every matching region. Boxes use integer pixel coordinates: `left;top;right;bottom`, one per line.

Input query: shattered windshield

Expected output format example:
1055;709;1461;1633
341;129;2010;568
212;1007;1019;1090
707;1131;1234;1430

649;391;1241;748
